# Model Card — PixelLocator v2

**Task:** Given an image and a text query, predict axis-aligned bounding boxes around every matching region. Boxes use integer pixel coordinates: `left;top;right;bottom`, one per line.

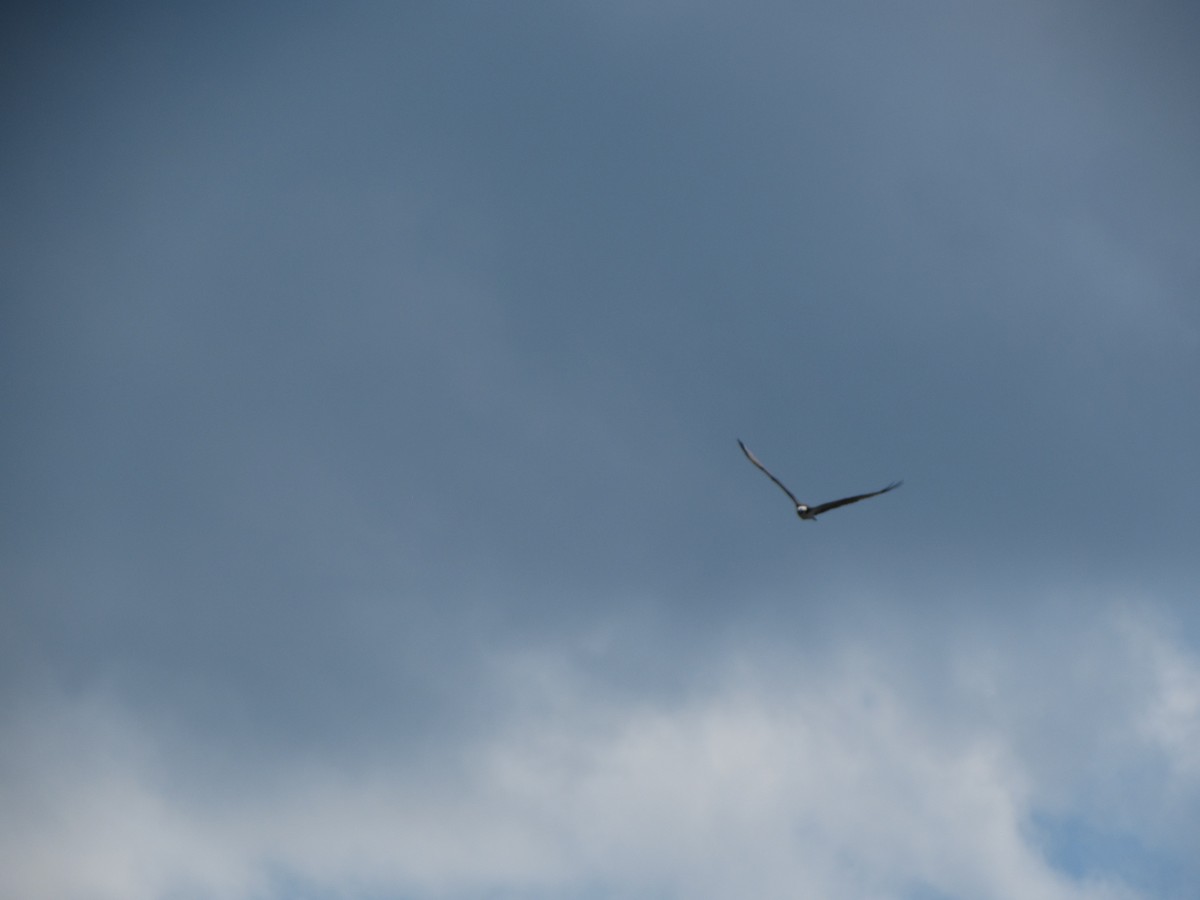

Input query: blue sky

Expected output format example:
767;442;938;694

3;4;1199;898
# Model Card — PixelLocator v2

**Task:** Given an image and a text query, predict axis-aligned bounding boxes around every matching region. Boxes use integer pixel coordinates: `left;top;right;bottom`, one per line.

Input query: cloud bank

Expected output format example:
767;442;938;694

4;596;1195;900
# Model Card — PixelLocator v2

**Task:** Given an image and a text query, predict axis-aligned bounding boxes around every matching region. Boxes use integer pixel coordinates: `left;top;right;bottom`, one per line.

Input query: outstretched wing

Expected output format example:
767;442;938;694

738;439;802;508
808;481;902;516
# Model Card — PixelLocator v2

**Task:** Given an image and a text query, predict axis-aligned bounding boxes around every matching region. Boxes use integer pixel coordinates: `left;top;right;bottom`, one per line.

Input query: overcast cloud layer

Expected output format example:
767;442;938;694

3;4;1199;899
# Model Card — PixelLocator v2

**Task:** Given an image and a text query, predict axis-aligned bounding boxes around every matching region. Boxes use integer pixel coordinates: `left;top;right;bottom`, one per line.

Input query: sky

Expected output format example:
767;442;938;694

2;3;1199;898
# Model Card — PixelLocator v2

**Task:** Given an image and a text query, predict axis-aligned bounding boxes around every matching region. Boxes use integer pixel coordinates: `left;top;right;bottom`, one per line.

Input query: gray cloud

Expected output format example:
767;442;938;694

3;594;1195;899
3;3;1198;897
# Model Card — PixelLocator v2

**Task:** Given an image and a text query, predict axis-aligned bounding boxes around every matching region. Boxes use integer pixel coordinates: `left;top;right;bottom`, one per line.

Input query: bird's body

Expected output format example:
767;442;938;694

737;439;901;520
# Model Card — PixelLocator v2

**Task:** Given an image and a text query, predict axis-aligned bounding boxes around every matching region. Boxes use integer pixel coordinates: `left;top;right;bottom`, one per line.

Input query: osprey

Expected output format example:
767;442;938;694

738;439;901;520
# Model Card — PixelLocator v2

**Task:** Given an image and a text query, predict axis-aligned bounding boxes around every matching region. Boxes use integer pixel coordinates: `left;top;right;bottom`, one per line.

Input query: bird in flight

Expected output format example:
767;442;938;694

738;439;901;521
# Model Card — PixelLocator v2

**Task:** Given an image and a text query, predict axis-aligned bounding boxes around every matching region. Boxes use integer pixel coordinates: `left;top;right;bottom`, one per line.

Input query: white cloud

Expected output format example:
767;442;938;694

2;602;1194;900
1130;613;1200;781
